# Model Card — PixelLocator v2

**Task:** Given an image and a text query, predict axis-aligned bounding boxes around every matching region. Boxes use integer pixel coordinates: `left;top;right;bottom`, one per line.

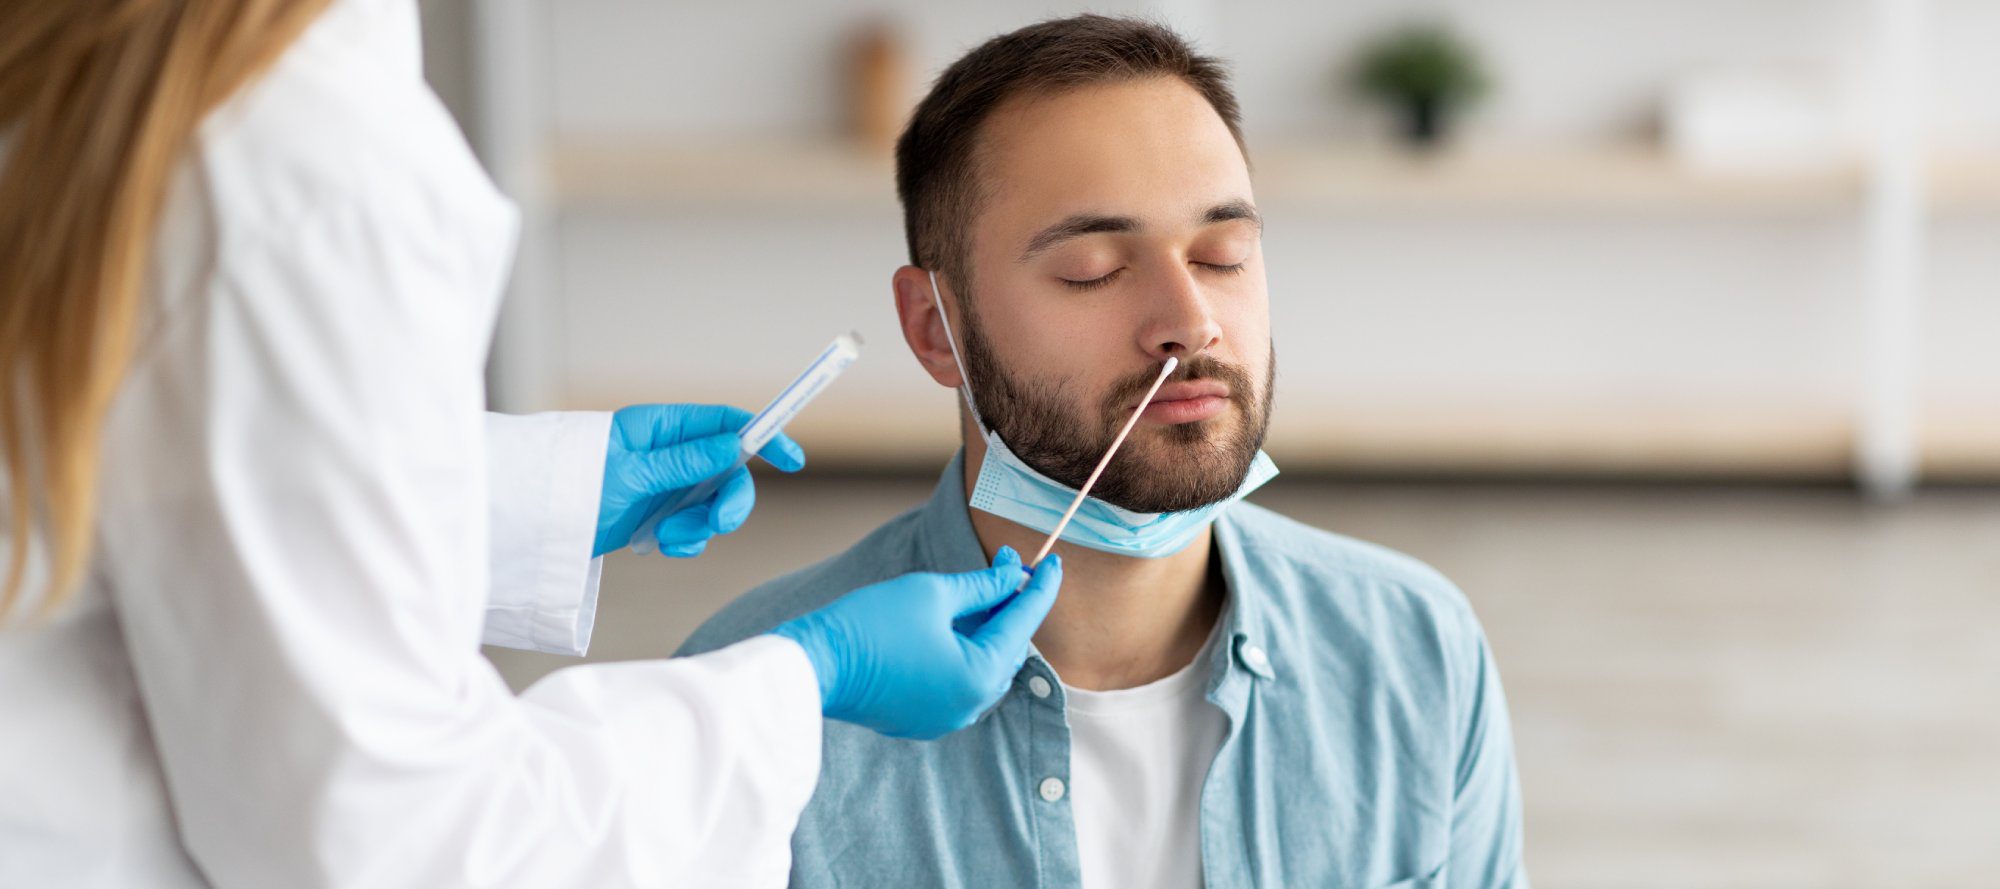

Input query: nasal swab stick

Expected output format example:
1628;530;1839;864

1024;356;1179;574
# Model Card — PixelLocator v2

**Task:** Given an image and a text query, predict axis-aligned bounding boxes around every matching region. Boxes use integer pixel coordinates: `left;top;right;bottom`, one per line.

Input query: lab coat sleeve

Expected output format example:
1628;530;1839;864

481;410;611;656
97;193;823;889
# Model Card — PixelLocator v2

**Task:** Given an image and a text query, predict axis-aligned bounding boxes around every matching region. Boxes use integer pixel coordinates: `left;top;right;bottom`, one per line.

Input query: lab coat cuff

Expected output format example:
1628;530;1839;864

528;411;611;656
737;634;826;801
482;410;611;656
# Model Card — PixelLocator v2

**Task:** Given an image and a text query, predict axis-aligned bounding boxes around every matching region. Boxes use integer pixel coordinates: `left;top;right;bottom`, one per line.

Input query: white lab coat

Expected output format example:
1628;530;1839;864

0;2;822;887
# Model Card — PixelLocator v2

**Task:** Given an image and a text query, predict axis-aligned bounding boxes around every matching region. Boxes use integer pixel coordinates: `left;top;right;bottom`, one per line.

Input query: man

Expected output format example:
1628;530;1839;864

680;15;1526;888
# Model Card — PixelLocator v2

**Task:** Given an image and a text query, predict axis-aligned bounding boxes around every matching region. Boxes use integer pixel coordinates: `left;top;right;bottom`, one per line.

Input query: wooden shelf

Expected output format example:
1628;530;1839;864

563;386;2000;481
547;139;1881;215
1916;404;2000;481
1259;398;1861;478
1929;155;2000;213
1251;144;1866;215
548;138;2000;217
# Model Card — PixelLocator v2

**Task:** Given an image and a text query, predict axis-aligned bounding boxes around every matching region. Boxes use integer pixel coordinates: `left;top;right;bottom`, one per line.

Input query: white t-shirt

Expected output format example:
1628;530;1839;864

1063;631;1228;889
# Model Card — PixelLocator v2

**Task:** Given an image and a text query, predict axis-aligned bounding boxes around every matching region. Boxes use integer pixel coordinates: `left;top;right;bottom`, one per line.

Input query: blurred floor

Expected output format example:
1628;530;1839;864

485;469;2000;889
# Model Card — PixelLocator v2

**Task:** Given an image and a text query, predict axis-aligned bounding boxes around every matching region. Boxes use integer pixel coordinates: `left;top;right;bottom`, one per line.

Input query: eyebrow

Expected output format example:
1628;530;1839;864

1017;199;1263;263
1203;198;1263;230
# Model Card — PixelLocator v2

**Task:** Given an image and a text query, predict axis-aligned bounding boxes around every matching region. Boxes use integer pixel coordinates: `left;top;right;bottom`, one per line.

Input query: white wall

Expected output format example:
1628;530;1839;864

533;0;2000;145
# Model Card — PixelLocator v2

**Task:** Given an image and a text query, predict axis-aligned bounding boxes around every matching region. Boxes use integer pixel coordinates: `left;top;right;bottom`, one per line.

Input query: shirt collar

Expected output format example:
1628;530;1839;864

1211;512;1278;682
914;449;1279;693
915;450;995;573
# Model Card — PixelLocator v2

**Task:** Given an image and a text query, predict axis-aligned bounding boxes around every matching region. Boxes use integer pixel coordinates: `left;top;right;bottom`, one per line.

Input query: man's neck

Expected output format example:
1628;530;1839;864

962;434;1224;692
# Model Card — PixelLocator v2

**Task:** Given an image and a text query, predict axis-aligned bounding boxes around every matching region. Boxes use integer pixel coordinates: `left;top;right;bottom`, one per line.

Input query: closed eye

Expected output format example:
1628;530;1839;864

1060;268;1124;291
1198;262;1246;274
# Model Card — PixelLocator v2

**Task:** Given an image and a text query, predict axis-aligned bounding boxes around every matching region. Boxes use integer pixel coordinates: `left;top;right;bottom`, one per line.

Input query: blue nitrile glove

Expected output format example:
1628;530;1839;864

771;546;1064;740
594;404;806;558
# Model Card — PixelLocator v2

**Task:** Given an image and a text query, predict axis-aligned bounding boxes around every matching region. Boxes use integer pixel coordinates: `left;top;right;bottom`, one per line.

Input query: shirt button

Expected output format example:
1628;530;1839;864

1038;777;1066;802
1027;676;1052;698
1242;644;1271;673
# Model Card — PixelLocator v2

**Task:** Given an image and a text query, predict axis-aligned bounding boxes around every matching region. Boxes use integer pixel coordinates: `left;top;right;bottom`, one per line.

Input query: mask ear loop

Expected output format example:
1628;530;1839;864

926;269;988;435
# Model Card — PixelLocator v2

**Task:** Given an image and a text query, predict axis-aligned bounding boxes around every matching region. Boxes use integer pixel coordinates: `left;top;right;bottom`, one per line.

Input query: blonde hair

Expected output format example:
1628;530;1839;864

0;0;332;621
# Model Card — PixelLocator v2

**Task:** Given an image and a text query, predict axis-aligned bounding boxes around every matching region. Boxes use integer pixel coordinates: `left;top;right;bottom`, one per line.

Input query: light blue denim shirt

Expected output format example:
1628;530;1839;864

679;454;1527;888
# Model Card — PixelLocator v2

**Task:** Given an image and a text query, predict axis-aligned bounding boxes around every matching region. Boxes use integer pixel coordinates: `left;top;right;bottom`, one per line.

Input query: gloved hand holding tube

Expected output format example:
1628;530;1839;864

592;403;806;558
606;332;861;557
773;546;1063;740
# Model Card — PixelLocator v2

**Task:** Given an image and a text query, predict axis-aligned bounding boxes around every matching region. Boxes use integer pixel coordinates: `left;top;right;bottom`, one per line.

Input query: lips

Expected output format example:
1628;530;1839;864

1138;379;1232;425
1147;380;1230;406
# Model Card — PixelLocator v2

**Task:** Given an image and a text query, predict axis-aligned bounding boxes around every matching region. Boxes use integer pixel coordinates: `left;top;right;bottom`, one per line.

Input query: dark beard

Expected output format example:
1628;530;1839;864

959;302;1274;513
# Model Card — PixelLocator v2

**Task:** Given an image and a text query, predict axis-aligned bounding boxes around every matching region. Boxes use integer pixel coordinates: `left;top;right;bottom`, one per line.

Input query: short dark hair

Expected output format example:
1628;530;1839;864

894;14;1246;298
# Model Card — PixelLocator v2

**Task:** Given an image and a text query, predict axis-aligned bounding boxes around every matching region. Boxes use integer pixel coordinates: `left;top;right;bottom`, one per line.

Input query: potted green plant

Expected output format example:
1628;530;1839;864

1350;23;1490;148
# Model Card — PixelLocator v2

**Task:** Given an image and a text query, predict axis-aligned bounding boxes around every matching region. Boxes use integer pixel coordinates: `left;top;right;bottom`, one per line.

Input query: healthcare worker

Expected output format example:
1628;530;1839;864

0;1;1063;887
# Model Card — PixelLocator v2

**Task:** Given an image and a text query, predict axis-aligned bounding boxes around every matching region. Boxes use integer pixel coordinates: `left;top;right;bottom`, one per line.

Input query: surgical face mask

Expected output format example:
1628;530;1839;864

926;270;1277;558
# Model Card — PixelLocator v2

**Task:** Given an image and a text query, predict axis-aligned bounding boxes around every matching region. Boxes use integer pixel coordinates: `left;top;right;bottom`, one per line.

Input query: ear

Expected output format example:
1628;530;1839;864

893;265;966;389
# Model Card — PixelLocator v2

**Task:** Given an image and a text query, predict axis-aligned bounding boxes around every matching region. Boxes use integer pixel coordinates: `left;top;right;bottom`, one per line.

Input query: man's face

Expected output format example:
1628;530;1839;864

952;76;1273;513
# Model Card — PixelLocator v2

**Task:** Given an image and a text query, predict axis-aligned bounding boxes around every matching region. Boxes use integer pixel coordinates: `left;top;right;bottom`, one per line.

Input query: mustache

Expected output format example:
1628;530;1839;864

1100;353;1256;418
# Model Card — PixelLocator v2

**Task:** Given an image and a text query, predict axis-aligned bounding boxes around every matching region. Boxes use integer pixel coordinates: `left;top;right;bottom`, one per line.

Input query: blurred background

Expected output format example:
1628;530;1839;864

416;1;1998;885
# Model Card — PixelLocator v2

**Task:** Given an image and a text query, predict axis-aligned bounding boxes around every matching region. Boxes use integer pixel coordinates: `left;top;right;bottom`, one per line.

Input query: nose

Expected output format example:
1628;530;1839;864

1138;264;1222;363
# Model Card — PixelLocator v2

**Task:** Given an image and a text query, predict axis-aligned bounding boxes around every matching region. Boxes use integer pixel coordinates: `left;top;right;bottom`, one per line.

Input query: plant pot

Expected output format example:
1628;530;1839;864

1401;95;1447;148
